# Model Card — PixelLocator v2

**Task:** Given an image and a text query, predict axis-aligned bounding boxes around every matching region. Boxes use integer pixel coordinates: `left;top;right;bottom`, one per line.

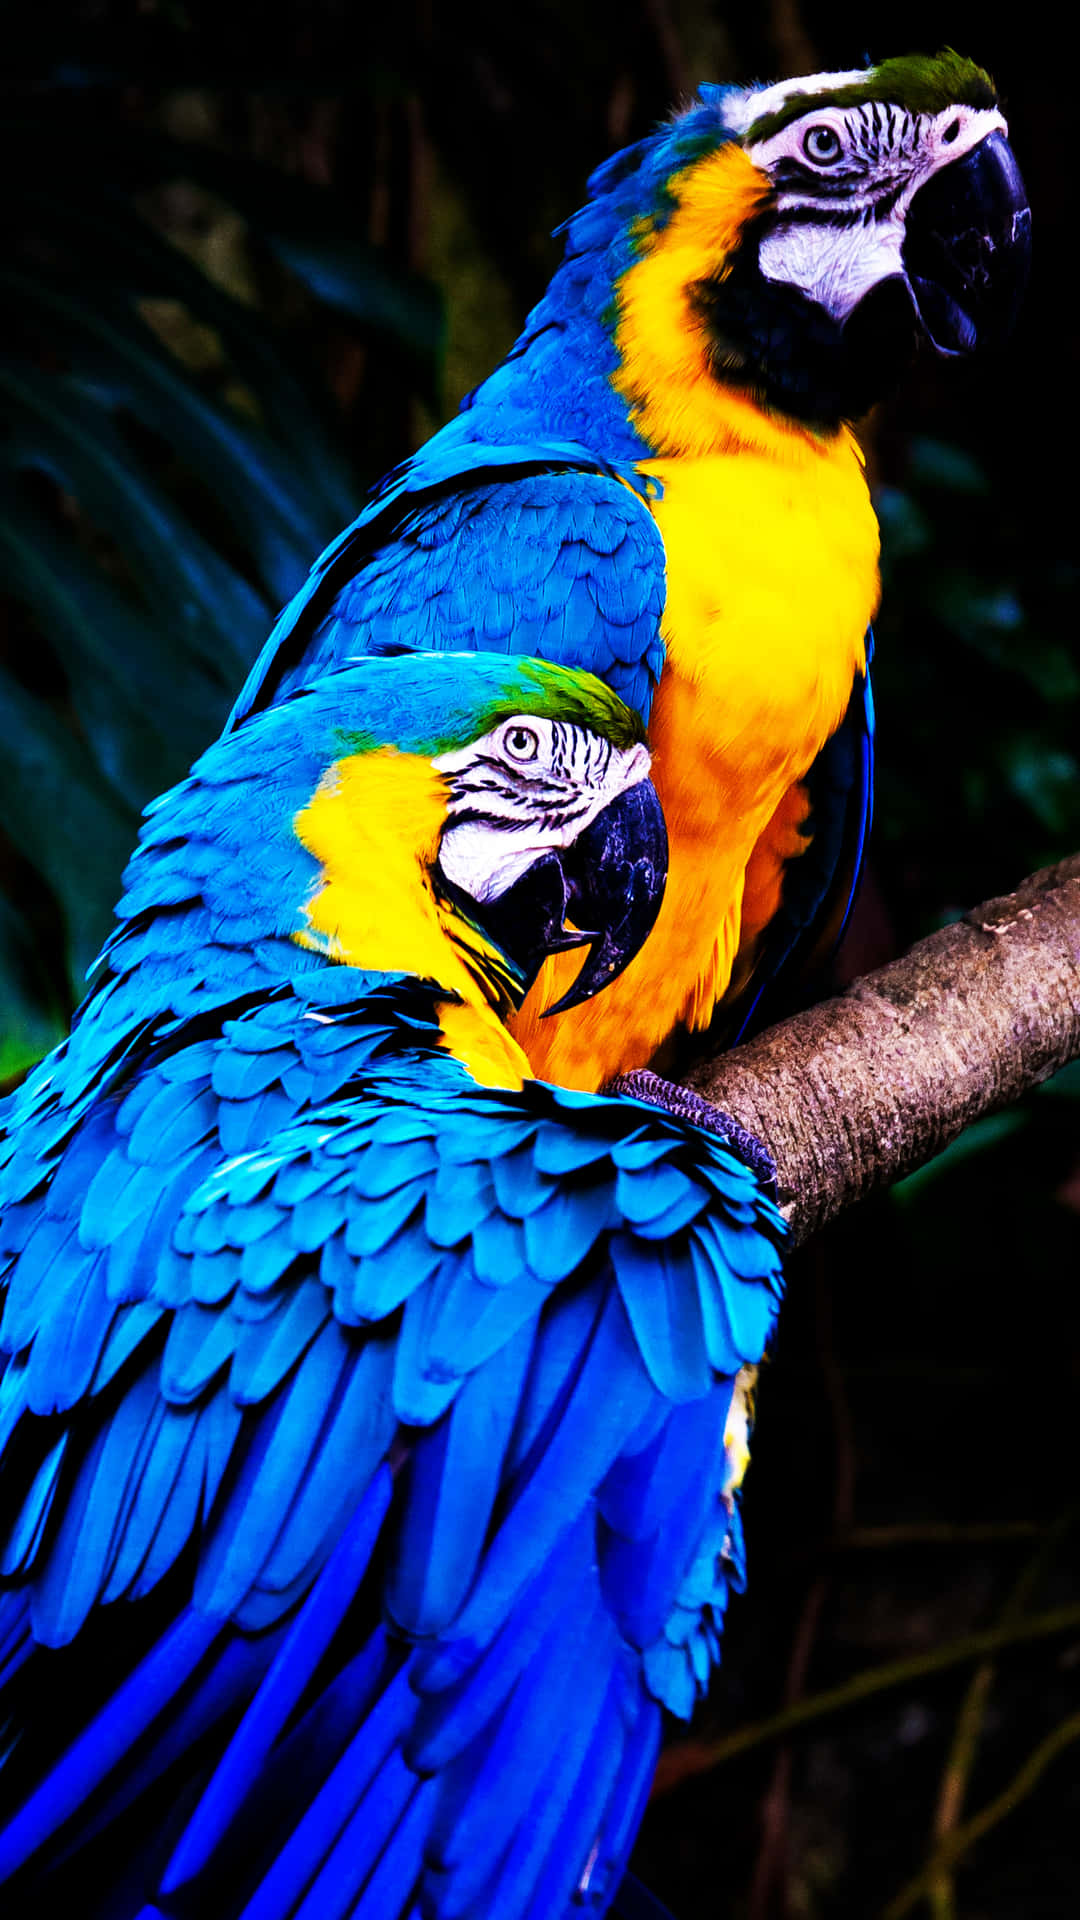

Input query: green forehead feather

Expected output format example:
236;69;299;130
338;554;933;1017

745;49;997;146
330;653;646;761
470;658;648;751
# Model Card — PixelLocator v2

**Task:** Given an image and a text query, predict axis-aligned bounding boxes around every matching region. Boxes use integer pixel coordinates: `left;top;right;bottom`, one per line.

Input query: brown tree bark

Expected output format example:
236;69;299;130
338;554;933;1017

684;854;1080;1246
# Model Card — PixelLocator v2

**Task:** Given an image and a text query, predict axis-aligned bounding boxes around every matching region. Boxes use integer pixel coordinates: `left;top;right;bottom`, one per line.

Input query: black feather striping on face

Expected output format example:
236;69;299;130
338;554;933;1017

442;721;619;834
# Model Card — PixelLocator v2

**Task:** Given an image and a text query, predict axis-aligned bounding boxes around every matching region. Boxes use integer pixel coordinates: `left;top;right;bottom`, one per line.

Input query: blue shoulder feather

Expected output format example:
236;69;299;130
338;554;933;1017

228;443;665;728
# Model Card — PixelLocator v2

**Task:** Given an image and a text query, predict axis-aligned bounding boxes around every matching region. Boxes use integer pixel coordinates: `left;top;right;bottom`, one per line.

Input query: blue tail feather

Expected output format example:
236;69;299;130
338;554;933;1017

290;1756;424;1920
0;1607;222;1881
387;1318;535;1635
610;1869;680;1920
235;1657;418;1920
159;1465;392;1894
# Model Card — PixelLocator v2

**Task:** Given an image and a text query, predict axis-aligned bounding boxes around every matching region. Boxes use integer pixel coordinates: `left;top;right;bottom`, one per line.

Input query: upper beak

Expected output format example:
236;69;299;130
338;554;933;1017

543;776;668;1016
903;129;1031;356
475;777;668;1017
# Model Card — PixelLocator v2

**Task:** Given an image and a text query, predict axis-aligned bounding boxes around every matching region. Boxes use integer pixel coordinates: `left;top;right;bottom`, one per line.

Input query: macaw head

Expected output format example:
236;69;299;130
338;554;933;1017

96;654;665;1089
580;49;1030;441
276;651;667;1022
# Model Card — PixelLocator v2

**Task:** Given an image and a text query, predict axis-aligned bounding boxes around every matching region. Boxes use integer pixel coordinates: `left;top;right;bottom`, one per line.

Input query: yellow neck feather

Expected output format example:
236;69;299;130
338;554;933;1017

613;141;839;462
293;748;531;1090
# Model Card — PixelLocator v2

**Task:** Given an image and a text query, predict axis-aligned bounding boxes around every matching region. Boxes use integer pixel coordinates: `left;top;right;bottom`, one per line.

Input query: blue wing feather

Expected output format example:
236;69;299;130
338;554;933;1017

0;976;785;1917
0;1608;224;1881
387;1318;536;1635
227;444;666;730
159;1469;393;1895
0;1435;67;1578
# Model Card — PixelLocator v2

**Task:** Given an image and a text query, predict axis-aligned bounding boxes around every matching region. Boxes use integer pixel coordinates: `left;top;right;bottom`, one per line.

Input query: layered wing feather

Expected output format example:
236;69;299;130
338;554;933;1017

228;439;667;728
0;989;783;1920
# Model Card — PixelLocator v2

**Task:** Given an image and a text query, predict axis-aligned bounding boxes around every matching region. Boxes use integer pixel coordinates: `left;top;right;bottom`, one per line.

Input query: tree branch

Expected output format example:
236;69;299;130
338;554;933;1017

685;854;1080;1246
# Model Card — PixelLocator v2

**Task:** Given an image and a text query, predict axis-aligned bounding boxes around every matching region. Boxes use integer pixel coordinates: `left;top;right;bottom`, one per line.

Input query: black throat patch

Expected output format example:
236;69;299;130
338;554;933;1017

689;218;921;428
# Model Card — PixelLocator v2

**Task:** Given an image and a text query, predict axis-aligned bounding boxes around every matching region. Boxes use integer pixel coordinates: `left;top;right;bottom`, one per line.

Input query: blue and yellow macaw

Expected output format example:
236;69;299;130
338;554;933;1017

231;50;1029;1094
0;652;784;1918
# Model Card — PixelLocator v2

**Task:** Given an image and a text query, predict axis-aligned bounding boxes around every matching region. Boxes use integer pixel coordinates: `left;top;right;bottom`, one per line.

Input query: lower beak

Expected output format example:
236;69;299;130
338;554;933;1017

475;778;668;1016
542;777;668;1017
903;129;1031;356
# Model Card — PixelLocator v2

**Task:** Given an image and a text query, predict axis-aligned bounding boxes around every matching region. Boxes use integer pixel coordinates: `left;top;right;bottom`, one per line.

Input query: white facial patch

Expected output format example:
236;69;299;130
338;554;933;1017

434;715;651;904
745;100;1007;323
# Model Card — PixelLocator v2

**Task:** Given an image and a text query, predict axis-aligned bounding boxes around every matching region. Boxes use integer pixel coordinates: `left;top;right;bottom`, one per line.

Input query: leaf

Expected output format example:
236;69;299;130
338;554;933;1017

1036;1060;1080;1102
65;129;444;371
0;359;268;683
907;436;990;495
0;667;135;987
265;230;444;361
0;269;330;604
0;85;444;1052
875;485;933;563
0;481;227;809
1002;738;1080;836
4;171;356;521
889;1112;1029;1204
0;900;67;1085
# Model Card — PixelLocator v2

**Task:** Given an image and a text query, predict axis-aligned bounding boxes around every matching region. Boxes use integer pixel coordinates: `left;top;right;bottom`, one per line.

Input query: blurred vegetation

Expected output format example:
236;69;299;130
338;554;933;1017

1;2;1077;1915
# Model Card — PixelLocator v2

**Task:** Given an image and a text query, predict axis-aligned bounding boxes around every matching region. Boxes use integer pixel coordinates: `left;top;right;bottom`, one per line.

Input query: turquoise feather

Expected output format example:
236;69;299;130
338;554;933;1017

0;648;784;1918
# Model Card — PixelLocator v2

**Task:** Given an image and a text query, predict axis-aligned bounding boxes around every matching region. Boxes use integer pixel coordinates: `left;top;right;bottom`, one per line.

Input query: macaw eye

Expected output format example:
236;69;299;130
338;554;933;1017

803;124;842;165
504;725;540;762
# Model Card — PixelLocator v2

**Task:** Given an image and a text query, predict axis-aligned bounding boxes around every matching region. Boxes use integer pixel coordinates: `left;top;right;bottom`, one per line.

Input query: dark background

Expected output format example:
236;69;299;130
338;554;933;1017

1;4;1077;1915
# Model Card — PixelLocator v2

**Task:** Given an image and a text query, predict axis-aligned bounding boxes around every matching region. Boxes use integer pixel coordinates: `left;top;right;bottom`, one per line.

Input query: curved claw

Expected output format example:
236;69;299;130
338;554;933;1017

606;1069;779;1196
543;778;668;1017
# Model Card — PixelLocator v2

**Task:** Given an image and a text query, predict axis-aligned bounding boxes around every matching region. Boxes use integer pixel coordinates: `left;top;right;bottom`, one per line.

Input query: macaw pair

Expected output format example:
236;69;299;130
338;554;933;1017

0;50;1027;1920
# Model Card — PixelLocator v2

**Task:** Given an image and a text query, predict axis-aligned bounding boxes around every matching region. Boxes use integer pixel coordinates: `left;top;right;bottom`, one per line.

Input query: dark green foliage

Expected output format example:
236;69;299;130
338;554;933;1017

874;431;1080;924
0;84;442;1079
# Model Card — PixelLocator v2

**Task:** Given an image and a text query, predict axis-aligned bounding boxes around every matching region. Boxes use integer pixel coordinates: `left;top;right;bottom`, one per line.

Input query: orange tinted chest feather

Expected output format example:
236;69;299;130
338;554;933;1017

512;434;879;1090
645;436;879;825
647;439;878;1021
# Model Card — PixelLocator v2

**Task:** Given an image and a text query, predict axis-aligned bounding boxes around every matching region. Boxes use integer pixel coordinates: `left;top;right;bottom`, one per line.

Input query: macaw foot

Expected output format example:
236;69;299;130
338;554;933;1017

607;1068;777;1195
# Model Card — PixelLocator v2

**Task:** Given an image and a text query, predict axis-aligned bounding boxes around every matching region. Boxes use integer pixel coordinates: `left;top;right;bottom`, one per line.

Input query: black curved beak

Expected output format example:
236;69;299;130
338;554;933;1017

544;777;668;1016
474;778;668;1017
903;129;1031;356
